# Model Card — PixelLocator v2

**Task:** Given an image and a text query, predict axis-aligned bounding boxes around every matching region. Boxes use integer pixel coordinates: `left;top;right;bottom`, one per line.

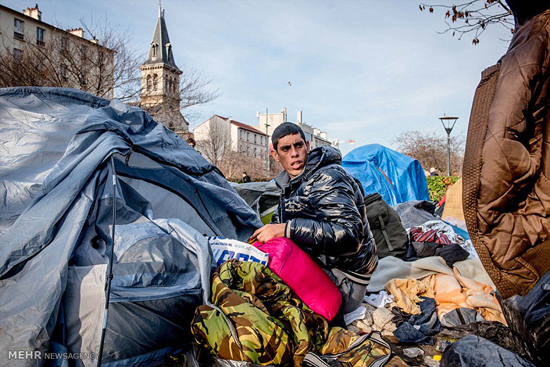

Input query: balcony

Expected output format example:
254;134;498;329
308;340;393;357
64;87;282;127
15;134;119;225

13;31;24;40
36;40;45;47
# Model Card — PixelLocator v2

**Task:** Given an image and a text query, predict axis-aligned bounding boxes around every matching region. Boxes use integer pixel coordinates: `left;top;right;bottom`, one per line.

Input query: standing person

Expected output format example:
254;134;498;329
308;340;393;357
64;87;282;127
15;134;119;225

251;122;378;314
462;1;550;364
242;172;251;183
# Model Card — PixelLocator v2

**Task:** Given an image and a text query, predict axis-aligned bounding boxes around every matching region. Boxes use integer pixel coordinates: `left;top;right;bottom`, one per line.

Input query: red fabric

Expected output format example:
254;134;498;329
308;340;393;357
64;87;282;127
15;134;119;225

438;194;446;207
409;227;452;245
253;237;342;320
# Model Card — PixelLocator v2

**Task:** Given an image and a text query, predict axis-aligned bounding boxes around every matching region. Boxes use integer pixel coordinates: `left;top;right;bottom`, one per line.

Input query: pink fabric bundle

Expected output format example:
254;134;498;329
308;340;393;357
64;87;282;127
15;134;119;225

254;237;342;321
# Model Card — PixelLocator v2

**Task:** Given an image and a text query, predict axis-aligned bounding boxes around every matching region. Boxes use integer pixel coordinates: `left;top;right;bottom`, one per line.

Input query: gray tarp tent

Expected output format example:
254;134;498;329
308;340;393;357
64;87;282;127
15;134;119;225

0;87;262;366
230;181;280;224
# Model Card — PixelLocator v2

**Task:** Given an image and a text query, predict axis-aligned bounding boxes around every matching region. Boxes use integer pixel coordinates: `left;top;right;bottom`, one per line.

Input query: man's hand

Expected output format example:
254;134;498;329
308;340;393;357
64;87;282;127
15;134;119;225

250;223;286;243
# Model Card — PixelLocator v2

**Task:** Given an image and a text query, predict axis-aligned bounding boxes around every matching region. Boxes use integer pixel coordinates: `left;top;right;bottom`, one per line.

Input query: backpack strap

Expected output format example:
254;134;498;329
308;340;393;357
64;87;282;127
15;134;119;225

377;214;394;252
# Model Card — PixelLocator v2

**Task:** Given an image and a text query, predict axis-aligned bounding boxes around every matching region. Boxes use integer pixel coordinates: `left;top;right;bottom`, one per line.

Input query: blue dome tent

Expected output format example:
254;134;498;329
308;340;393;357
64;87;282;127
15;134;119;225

343;144;429;206
340;159;398;205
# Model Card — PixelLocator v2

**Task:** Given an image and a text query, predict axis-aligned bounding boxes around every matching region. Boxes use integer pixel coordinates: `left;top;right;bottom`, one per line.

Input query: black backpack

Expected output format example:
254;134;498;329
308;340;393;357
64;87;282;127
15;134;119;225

364;193;408;259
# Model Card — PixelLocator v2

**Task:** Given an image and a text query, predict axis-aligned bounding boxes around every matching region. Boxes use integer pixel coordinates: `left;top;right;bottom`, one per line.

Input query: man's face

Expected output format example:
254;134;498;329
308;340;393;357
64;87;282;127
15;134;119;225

271;133;310;178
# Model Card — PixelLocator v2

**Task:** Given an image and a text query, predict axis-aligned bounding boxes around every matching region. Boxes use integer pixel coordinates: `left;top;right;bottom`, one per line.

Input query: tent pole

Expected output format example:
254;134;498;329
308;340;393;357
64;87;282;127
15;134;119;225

96;156;118;367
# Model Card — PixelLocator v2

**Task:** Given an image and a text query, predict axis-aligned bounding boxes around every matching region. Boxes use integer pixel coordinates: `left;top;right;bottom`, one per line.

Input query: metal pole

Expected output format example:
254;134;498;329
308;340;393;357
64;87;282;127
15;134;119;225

446;132;451;176
265;108;270;175
97;157;117;367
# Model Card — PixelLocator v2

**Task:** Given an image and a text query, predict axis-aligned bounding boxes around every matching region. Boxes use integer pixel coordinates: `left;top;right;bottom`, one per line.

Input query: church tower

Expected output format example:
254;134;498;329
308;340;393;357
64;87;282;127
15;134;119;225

139;5;188;134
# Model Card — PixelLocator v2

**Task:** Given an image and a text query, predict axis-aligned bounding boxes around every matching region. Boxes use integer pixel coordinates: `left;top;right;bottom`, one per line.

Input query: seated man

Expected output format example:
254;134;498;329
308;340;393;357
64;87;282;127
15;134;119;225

252;122;378;314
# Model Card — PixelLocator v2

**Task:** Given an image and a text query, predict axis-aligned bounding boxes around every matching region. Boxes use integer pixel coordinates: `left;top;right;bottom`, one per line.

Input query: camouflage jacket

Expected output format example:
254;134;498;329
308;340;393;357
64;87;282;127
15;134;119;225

191;260;397;366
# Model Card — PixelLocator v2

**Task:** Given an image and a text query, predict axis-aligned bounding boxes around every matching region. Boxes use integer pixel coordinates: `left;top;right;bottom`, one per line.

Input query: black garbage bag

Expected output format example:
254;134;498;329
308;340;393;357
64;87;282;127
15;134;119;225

500;268;550;366
440;335;536;367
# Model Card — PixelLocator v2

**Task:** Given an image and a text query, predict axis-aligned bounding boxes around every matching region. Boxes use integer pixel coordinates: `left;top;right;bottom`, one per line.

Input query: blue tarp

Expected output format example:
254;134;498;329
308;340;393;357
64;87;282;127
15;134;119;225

342;144;430;206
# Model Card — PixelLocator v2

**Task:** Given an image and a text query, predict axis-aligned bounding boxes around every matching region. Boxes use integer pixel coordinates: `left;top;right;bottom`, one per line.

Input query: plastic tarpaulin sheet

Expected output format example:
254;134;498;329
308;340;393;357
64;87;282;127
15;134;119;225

230;181;280;223
0;87;262;366
343;144;429;206
339;160;397;206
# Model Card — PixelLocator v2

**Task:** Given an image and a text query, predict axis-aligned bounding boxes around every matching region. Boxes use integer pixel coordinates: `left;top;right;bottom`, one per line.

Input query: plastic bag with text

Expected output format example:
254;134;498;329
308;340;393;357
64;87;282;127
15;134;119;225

208;237;269;267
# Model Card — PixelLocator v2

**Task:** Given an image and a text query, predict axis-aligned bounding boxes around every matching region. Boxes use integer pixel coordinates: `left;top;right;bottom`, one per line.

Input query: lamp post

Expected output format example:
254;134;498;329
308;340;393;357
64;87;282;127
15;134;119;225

265;108;270;175
439;115;458;176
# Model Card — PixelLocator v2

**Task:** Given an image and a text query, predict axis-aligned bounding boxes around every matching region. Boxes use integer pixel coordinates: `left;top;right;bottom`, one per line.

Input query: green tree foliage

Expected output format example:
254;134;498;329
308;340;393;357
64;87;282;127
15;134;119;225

427;176;460;202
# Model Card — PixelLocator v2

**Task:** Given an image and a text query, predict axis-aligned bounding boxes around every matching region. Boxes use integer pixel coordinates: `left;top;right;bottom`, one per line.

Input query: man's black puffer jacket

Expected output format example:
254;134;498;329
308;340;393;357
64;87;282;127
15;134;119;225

271;145;378;278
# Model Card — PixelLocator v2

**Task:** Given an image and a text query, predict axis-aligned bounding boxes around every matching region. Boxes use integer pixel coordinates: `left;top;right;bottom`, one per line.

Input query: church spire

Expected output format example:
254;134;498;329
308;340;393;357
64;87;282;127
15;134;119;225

143;4;177;68
139;4;188;135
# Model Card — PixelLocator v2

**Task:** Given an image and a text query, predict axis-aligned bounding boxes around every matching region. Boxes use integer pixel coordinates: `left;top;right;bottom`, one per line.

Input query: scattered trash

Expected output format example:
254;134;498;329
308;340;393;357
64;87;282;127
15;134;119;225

436;339;455;352
364;290;395;308
372;306;394;330
424;355;440;367
344;305;367;325
403;347;424;358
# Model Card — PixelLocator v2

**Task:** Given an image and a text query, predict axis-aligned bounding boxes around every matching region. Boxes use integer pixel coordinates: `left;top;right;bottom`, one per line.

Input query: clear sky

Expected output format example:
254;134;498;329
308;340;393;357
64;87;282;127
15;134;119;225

3;0;512;156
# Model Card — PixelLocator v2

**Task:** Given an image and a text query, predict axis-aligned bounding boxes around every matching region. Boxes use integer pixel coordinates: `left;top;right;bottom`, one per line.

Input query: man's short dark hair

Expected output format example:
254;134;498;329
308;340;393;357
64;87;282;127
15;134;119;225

271;122;306;150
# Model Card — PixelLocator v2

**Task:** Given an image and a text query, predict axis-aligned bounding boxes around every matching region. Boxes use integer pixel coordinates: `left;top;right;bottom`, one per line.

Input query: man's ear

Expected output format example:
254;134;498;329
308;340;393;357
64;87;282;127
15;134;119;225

270;148;279;162
306;141;310;153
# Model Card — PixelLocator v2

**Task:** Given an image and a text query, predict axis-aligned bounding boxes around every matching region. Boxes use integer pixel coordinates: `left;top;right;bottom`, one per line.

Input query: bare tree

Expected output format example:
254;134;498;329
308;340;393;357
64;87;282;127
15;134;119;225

392;130;465;175
81;18;142;100
0;17;141;100
0;16;219;110
178;67;220;110
196;120;232;167
218;152;268;182
195;119;275;181
419;0;514;44
268;155;282;179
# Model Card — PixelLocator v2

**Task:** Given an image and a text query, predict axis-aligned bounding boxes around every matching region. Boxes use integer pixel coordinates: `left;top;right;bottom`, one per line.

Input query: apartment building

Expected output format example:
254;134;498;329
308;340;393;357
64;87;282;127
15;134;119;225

0;4;115;98
194;115;268;160
256;108;333;149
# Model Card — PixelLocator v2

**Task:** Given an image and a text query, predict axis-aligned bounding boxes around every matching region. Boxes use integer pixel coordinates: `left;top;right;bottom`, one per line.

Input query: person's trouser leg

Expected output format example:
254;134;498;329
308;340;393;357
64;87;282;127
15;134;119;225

324;268;367;314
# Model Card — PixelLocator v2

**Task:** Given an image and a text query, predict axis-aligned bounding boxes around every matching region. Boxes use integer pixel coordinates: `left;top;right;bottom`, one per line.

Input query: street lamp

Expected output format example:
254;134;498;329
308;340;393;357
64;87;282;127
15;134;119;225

439;115;458;176
265;108;270;174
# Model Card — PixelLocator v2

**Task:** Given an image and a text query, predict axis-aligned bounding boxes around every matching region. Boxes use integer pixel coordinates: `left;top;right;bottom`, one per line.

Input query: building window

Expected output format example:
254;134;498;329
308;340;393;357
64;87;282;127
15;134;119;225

151;43;158;58
247;132;250;142
60;37;68;51
14;18;24;40
254;135;257;144
13;48;22;61
36;27;45;46
153;74;158;90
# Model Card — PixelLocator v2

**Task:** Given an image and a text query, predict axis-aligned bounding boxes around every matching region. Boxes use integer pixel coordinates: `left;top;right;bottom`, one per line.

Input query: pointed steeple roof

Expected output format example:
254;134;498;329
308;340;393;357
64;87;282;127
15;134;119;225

143;5;178;68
